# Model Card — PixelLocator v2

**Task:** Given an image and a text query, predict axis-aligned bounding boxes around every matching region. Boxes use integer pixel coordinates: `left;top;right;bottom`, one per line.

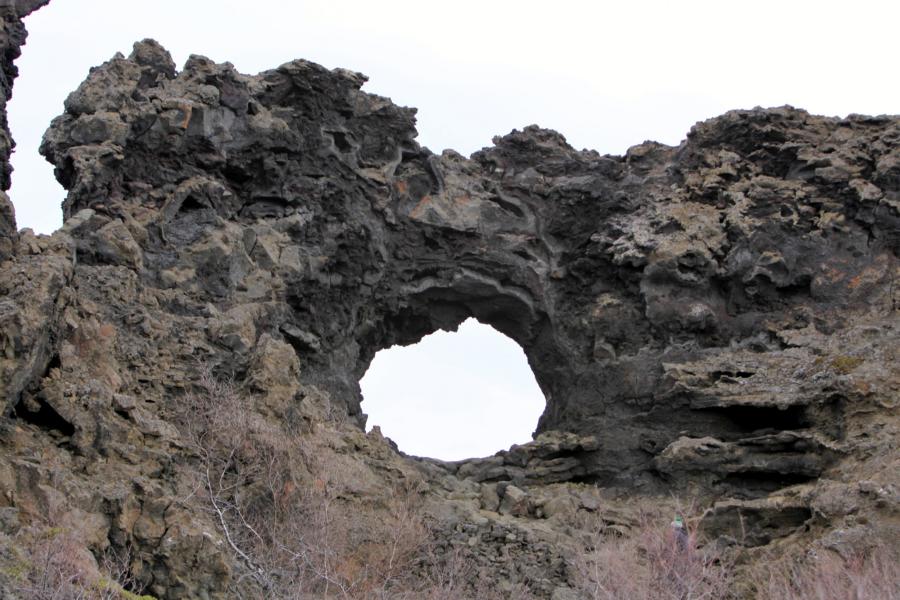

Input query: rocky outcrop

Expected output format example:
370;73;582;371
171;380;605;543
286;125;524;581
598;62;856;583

0;12;897;598
36;38;899;489
446;431;601;485
0;0;50;262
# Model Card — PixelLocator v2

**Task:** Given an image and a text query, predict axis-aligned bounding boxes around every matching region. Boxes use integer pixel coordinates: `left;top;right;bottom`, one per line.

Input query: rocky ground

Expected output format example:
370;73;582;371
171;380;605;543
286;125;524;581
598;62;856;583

0;2;898;598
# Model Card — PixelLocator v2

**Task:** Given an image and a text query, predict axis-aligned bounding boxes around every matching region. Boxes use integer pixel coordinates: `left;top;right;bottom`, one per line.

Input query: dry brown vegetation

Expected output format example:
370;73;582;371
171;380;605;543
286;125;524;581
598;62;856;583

177;370;537;600
7;367;893;599
569;506;735;600
752;543;899;600
0;524;150;600
569;506;899;600
176;371;900;600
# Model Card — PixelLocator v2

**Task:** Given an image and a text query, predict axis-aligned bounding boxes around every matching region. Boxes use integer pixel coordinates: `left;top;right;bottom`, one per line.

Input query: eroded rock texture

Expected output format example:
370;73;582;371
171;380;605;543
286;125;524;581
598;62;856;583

0;23;898;600
0;0;49;261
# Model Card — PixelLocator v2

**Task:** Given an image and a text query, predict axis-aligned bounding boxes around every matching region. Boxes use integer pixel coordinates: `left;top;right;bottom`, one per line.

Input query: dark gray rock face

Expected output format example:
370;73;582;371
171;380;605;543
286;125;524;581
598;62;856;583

0;28;898;599
0;189;13;260
37;41;899;494
0;0;50;261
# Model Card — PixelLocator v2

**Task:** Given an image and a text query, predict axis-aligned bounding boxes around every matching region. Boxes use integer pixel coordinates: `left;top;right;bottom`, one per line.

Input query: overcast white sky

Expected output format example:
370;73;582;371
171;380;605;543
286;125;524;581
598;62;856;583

6;0;898;459
361;319;545;460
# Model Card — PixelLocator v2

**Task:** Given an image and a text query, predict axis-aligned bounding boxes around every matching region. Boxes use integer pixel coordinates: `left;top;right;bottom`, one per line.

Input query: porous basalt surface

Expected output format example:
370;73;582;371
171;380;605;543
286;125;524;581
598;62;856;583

0;10;898;598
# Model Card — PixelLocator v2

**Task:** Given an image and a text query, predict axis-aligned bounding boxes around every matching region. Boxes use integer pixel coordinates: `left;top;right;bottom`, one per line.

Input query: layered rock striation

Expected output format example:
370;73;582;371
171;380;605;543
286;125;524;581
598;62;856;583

0;12;897;598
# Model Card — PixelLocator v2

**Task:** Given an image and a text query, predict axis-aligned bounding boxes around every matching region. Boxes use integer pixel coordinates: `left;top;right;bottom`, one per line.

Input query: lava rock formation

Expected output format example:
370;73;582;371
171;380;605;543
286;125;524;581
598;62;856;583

0;5;897;598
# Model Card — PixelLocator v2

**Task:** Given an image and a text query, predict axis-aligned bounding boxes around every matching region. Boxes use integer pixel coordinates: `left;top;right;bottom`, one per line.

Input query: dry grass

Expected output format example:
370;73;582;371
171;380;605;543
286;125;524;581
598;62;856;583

570;506;735;600
177;369;536;599
753;543;899;600
0;524;152;600
569;501;898;600
9;366;892;600
177;369;899;600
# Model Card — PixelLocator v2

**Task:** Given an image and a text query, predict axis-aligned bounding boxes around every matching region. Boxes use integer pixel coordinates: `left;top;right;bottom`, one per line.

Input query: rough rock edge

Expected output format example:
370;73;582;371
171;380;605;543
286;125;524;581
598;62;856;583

0;0;51;263
0;14;897;600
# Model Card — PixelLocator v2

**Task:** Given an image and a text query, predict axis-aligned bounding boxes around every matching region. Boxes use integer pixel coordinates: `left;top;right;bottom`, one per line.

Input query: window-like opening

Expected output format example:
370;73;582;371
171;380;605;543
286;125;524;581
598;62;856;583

360;318;545;461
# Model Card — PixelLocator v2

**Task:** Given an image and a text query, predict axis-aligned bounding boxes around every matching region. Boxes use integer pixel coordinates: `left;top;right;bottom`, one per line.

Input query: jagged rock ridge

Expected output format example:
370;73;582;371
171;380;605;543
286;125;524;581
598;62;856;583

0;0;50;261
0;10;897;599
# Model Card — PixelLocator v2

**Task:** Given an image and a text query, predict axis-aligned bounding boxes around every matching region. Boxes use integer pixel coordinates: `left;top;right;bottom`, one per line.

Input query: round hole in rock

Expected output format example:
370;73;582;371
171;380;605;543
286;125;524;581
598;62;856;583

360;318;545;461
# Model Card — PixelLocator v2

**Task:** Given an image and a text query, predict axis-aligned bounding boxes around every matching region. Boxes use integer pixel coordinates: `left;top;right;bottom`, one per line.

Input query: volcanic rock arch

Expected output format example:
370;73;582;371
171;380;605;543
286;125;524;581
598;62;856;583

0;14;897;596
27;39;899;495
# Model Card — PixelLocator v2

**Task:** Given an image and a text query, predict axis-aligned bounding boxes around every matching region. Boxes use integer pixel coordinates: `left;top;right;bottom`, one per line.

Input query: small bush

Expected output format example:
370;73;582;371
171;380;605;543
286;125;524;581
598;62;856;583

754;543;899;600
1;524;151;600
177;369;535;599
570;507;734;600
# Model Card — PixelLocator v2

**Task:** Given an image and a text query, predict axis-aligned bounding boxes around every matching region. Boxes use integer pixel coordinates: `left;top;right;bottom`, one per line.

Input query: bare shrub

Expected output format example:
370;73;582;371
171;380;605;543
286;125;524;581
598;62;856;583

177;369;544;598
754;542;899;600
1;524;150;600
178;369;499;599
410;546;482;600
570;506;734;600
